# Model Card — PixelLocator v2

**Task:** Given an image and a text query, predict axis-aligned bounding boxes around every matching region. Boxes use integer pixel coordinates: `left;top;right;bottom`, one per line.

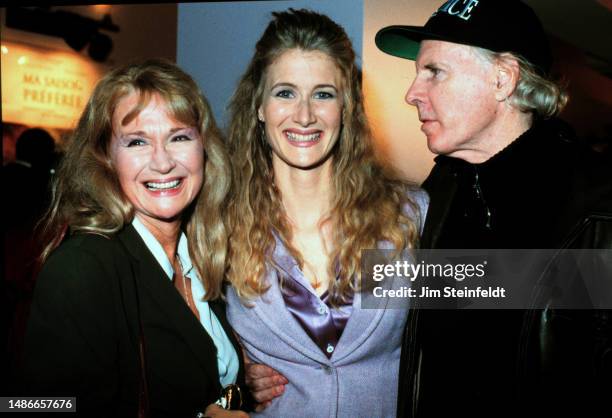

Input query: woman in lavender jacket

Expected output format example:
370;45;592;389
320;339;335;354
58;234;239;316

225;9;428;417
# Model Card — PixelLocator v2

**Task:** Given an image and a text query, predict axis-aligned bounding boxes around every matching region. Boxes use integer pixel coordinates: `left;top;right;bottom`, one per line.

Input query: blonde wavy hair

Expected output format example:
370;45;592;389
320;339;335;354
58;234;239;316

40;59;230;300
226;9;420;304
474;47;568;117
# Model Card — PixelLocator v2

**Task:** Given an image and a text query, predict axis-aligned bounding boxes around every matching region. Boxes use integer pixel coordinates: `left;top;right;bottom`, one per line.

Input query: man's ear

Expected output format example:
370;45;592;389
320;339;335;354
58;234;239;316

495;54;520;102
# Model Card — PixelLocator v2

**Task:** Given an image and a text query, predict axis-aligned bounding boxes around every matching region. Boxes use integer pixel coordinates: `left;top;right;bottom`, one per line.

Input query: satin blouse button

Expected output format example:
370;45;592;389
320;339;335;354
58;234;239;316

326;344;334;354
317;304;327;315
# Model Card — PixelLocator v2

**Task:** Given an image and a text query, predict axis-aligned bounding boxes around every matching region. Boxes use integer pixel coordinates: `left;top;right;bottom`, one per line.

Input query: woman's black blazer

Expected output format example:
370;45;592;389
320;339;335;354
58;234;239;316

22;224;246;418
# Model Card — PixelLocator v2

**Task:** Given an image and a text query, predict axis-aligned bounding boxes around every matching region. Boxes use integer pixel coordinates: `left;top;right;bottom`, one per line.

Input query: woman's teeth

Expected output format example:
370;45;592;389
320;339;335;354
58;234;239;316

146;179;180;190
286;132;320;142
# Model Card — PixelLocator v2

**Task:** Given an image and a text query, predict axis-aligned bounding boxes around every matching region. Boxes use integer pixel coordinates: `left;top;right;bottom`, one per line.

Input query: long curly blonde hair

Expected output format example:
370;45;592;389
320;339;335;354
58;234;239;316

226;9;420;304
40;59;230;300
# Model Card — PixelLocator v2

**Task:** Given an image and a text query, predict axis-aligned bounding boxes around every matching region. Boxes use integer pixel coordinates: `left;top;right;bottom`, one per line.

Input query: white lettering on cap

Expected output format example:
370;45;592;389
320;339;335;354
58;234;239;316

459;0;479;20
432;0;479;21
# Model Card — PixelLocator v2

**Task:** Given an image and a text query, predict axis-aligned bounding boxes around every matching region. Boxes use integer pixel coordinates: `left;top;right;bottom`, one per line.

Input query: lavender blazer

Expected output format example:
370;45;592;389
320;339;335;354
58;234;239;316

226;189;428;417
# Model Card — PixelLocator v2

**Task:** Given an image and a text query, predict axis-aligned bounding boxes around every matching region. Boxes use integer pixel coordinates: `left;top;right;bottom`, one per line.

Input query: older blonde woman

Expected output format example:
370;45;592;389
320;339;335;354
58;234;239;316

23;59;249;418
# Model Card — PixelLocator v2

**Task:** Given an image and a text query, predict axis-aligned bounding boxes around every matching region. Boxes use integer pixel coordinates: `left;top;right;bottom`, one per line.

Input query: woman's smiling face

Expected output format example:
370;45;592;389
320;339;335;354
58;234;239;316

258;48;344;171
110;92;204;227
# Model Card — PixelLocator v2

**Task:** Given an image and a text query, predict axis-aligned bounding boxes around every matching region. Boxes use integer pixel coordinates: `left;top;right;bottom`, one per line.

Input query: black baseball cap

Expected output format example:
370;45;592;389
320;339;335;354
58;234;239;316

375;0;552;74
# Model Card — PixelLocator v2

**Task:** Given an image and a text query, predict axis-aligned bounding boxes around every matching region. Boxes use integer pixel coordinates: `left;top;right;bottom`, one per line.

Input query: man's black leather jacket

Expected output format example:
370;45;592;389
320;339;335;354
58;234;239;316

398;119;612;417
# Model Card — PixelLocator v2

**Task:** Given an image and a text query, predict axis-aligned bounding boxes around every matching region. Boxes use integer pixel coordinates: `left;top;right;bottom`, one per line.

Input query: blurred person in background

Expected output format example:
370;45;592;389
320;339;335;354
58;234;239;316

3;127;58;389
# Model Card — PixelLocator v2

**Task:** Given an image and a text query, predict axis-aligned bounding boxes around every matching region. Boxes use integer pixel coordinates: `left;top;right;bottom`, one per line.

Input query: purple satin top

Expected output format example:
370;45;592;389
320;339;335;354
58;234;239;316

272;235;353;358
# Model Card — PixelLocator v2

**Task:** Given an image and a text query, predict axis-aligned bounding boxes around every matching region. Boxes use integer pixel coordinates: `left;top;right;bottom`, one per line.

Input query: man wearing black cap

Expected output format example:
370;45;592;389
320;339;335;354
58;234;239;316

376;0;612;417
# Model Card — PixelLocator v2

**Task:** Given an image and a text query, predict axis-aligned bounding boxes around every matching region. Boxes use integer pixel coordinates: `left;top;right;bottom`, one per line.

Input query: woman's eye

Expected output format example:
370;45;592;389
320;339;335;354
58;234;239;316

172;134;192;142
275;89;294;99
127;138;146;147
315;91;335;99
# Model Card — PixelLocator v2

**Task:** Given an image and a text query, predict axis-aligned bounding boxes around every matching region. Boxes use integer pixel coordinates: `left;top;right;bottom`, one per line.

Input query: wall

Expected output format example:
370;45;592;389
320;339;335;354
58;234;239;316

550;36;612;140
363;0;437;184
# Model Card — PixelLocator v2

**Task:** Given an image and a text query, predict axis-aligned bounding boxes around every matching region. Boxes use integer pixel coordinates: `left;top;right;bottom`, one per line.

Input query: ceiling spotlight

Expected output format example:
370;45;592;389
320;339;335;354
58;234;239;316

5;7;119;62
88;31;113;62
63;25;96;52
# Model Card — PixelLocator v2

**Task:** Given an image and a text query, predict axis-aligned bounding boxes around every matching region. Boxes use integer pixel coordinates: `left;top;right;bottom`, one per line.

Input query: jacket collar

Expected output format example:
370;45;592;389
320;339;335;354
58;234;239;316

116;224;225;390
421;118;561;249
432;118;571;175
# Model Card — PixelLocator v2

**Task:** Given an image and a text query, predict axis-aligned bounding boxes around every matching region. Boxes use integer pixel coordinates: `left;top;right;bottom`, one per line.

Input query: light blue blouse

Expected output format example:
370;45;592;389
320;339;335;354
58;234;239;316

132;216;239;387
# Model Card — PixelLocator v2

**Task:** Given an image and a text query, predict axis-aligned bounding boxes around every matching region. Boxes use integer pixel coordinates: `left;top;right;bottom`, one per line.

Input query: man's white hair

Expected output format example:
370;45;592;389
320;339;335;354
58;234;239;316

473;46;568;118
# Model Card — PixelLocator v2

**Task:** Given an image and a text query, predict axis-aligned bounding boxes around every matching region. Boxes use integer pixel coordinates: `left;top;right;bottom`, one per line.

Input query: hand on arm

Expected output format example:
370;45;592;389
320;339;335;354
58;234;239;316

244;358;288;412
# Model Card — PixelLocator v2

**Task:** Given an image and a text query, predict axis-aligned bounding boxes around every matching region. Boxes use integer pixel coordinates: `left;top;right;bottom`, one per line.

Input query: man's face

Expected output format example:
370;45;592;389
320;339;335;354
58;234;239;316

405;40;500;160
